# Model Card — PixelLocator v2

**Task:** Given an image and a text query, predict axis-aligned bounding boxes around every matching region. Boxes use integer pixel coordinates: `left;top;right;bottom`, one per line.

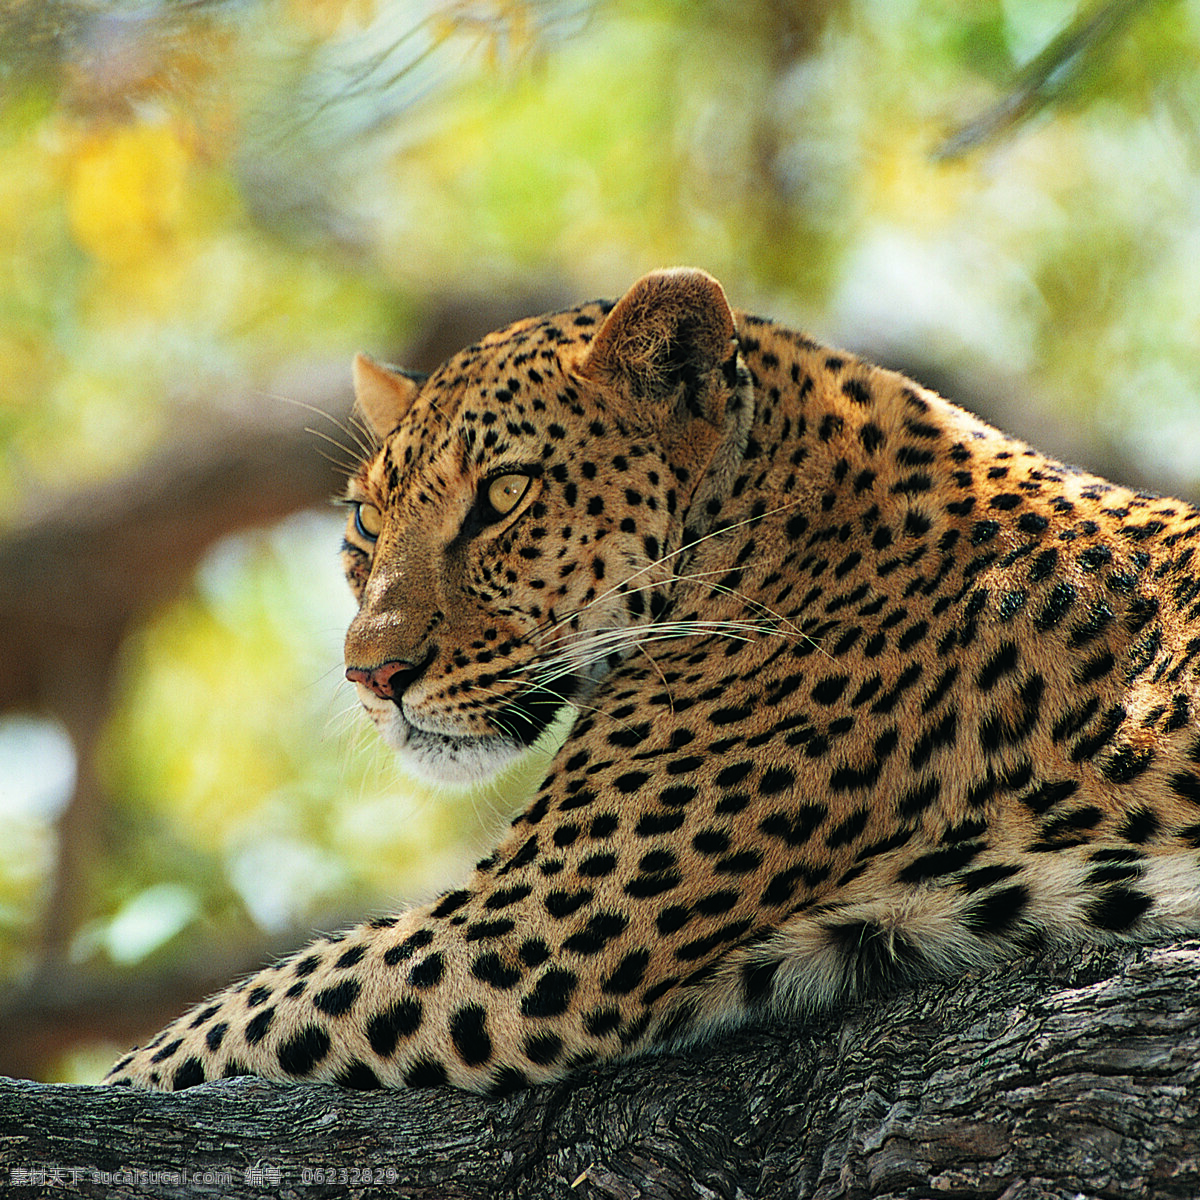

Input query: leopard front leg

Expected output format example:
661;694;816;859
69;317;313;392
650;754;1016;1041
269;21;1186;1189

103;814;720;1093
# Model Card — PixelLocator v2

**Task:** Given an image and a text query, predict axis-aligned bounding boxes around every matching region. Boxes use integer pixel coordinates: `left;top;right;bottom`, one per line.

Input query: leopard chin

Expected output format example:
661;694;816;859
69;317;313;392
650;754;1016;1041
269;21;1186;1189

397;729;531;788
355;683;575;787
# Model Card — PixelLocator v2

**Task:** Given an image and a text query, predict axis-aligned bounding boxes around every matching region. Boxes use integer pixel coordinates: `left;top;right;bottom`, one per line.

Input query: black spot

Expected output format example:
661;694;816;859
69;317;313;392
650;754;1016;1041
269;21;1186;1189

520;937;551;967
659;785;698;807
853;828;913;862
1070;704;1126;762
1034;581;1076;632
613;771;650;794
695;889;739;916
1020;778;1079;814
786;512;811;539
603;949;651;995
466;918;516;941
278;1025;332;1076
1103;746;1155;785
759;766;796;795
521;968;579;1017
432;890;471;918
584;1006;622;1038
639;848;677;873
523;1031;564;1066
578;852;618;878
818;414;843;441
996;591;1027;621
552;824;579;848
963;884;1029;935
909;712;958;771
898;842;981;884
484;884;533;910
977;641;1019;691
590;811;619;840
544;888;594;918
1086;859;1143;886
825;807;869;848
811;674;850;705
859;423;885;453
450;1004;493;1067
960;863;1021;893
1087;886;1153;931
312;979;361;1017
1169;772;1200;805
404;1057;449;1088
174;1000;213;1031
843;378;872;405
1079;545;1113;571
710;704;755;726
563;911;629;956
171;1058;206;1090
367;998;423;1057
244;1008;274;1045
656;905;691;935
1119;807;1160;844
471;953;522;990
825;919;925;995
150;1038;183;1064
896;778;940;819
408;952;446;990
758;804;827;847
205;1022;228;1052
741;957;782;1005
336;1061;381;1090
715;849;763;875
608;724;651;748
334;944;366;970
674;917;754;962
636;810;687;836
692;829;730;855
1075;650;1116;685
1069;600;1115;647
715;761;754;788
480;1067;527;1101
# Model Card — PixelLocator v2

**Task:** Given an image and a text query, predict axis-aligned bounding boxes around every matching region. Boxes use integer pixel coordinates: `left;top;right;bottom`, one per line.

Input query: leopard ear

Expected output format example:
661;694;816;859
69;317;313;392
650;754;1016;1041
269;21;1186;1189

352;353;424;440
579;268;739;427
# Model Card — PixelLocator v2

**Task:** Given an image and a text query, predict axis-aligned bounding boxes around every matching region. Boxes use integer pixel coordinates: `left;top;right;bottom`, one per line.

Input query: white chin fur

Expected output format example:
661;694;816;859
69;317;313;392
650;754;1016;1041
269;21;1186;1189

355;688;523;787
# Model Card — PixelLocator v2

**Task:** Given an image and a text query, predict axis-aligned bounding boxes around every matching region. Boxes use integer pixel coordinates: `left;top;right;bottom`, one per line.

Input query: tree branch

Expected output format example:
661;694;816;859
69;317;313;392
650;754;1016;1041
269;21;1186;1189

3;939;1198;1198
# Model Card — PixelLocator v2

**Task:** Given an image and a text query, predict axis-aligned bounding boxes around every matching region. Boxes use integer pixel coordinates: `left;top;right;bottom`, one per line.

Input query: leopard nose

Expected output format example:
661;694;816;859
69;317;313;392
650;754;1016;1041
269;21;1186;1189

345;659;421;701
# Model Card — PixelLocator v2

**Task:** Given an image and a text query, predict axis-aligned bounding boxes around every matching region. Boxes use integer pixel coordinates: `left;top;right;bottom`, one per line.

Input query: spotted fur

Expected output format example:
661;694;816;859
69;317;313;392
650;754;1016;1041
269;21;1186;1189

107;269;1200;1094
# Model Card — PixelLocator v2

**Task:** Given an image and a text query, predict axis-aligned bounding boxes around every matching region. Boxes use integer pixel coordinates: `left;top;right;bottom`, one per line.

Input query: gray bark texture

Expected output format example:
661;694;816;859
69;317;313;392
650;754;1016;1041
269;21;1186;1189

1;938;1197;1199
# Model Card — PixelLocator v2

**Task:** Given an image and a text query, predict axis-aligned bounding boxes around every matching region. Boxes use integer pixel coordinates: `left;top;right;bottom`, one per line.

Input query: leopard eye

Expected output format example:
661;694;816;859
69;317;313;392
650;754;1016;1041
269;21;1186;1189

485;474;531;518
354;502;382;541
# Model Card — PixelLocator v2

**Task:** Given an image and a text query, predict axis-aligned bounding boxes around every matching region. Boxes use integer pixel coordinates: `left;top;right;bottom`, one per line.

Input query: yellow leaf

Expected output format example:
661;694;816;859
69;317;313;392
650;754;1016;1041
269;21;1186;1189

66;120;191;266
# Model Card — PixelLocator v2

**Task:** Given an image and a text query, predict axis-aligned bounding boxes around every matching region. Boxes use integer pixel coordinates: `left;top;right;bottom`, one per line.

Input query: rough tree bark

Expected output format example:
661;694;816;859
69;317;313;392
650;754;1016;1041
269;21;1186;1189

1;938;1197;1199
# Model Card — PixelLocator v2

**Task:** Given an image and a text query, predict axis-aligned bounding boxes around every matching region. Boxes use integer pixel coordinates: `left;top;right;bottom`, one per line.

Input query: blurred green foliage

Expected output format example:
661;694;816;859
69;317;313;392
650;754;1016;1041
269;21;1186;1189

0;0;1198;1078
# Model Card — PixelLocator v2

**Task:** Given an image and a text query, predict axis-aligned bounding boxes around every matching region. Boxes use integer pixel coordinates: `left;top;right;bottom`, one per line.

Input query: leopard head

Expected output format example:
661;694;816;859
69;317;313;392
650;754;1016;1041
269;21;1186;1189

341;269;754;784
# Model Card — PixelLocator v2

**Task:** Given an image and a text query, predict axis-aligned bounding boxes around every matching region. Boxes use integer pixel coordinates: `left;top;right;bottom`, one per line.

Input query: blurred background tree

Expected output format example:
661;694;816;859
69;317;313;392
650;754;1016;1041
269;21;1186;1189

0;0;1196;1083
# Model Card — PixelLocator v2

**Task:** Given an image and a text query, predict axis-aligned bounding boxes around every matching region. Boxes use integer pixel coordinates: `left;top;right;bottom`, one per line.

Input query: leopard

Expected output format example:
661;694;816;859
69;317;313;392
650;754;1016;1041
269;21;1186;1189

106;268;1200;1094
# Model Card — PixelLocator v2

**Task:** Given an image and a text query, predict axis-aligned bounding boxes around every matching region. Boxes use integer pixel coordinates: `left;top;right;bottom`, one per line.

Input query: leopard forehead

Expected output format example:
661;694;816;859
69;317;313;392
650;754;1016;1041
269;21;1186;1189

366;300;618;493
